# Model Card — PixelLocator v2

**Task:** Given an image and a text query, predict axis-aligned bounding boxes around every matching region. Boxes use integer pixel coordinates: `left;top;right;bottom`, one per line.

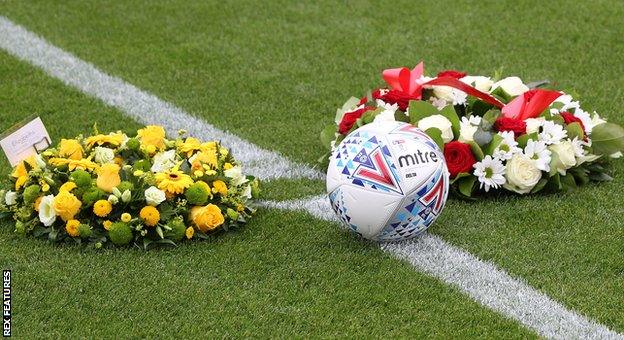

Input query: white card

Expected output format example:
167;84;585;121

0;117;51;167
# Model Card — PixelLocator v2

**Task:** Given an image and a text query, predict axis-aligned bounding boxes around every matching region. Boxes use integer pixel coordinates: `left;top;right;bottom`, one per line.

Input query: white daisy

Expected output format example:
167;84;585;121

451;89;467;106
539;121;567;145
572;108;593;134
525;117;545;134
493;131;521;160
524;140;551;172
473;155;506;192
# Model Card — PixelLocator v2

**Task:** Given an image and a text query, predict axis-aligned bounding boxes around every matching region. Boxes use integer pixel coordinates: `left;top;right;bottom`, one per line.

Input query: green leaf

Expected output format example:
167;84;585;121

530;178;548;194
457;175;477;197
439;105;461;138
450;172;471;184
467;141;484;161
591;122;624;156
335;96;360;123
490;87;511;102
589;172;613;182
471;101;495;117
156;226;164;239
424;128;445;151
408;100;439;124
569;167;590;186
320;125;337;149
566;122;584;141
516;132;538;149
394;111;410;123
560;174;577;192
482;109;501;125
484;134;503;155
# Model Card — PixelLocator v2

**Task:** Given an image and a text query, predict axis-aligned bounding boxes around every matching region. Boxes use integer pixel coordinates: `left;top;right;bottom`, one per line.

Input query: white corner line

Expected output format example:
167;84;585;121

261;195;623;340
0;15;323;181
1;15;621;339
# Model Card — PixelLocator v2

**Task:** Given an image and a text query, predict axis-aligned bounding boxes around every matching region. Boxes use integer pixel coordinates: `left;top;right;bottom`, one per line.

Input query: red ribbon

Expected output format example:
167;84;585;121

382;62;561;120
501;89;562;120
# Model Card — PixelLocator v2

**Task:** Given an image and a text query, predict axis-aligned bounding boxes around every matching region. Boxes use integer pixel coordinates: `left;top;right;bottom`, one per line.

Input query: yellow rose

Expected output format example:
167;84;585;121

137;125;166;151
65;219;81;237
53;190;82;221
189;204;225;232
58;139;84;160
96;163;121;193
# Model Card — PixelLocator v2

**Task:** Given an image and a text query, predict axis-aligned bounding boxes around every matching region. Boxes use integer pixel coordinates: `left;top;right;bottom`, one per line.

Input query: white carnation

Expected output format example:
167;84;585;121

144;186;166;206
417;114;454;143
38;195;57;227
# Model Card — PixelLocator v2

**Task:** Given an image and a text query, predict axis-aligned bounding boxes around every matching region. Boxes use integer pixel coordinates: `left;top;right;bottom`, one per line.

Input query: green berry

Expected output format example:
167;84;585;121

116;181;134;193
82;188;104;207
108;222;133;246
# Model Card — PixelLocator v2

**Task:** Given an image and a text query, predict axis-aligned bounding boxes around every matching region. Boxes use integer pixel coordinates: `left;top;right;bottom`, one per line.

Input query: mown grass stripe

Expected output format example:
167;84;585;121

262;195;623;340
0;16;321;181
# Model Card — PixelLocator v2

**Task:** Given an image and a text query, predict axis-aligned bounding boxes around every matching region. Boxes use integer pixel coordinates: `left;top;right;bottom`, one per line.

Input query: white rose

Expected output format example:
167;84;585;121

144;186;166;206
38;195;57;227
4;191;17;206
417;114;454;143
461;76;494;92
525;117;545;134
503;154;542;194
151;150;177;173
549;140;576;175
493;77;529;96
224;166;249;187
94;147;115;164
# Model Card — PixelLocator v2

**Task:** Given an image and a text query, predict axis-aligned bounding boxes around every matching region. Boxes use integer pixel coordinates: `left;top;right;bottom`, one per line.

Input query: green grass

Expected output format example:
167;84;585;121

0;48;533;338
1;0;623;337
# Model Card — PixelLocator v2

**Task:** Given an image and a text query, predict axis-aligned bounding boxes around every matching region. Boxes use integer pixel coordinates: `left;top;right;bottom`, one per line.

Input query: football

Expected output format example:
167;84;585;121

326;121;450;241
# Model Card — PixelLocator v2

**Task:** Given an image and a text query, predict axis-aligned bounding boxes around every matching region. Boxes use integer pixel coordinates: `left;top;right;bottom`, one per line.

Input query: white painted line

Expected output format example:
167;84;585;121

0;16;322;181
1;15;620;339
262;195;623;339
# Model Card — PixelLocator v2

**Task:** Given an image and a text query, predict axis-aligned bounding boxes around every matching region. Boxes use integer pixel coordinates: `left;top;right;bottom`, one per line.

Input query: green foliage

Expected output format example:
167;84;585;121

408;100;439;124
70;170;92;187
591;123;624;156
319;125;336;150
424;128;444;151
185;183;210;205
164;217;186;242
566;122;584;141
22;184;41;204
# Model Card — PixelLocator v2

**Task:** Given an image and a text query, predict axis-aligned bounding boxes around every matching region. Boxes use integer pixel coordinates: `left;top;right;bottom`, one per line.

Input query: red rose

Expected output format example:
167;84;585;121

338;107;375;134
560;111;586;135
377;89;420;111
444;141;477;178
494;117;527;138
437;70;467;79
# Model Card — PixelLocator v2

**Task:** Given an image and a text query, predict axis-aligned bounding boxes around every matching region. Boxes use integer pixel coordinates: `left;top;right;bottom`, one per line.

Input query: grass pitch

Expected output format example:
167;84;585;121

1;0;623;337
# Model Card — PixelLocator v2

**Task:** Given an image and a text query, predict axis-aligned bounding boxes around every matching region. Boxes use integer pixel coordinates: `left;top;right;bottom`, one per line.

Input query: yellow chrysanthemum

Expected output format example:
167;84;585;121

212;180;228;196
96;163;121;193
53;191;82;221
48;158;99;172
189;204;224;232
191;150;218;169
140;206;160;227
65;219;81;237
177;137;202;157
137;125;166;151
223;162;233;170
121;213;132;223
59;181;77;193
85;133;126;148
155;168;193;195
58;139;83;160
103;220;113;231
185;226;195;239
93;200;113;217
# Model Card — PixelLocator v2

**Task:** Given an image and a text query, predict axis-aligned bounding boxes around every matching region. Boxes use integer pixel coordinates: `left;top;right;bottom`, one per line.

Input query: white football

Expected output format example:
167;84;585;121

326;121;450;241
